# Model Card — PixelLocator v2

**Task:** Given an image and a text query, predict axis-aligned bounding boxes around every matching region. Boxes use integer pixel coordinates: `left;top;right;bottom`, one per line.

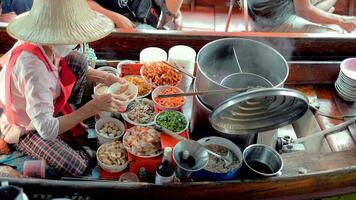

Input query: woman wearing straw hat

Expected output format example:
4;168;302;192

0;0;128;176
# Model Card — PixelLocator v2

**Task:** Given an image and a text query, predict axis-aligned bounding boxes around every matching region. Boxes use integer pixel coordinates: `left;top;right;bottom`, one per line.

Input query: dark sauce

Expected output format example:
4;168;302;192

156;160;175;177
248;161;274;174
178;151;196;169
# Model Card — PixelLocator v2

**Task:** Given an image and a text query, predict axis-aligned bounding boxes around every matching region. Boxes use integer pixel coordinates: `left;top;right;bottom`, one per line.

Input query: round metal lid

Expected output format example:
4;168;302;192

209;88;309;135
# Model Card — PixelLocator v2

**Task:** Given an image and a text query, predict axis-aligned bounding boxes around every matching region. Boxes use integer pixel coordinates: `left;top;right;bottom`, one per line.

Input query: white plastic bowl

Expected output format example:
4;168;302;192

340;58;356;81
95;117;125;145
108;81;138;112
93;83;108;97
96;141;128;173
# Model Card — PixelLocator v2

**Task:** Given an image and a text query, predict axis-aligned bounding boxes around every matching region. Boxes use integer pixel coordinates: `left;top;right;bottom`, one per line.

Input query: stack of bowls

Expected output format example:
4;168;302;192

335;58;356;102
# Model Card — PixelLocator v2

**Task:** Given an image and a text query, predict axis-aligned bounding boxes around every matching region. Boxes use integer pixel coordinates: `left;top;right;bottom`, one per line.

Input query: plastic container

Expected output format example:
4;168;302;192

108;81;138;112
96;141;128;173
192;136;243;181
95;117;125;145
152;85;185;111
23;159;46;179
121;98;156;127
155;110;189;135
139;47;167;64
118;62;143;77
168;45;196;91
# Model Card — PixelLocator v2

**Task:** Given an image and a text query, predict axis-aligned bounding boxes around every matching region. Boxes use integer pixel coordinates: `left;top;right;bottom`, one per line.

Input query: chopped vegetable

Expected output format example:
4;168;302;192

156;111;187;133
142;62;182;87
154;87;184;108
124;75;151;97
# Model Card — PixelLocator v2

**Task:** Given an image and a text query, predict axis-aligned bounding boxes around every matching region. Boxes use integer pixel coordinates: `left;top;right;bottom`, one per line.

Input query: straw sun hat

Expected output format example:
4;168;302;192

6;0;114;45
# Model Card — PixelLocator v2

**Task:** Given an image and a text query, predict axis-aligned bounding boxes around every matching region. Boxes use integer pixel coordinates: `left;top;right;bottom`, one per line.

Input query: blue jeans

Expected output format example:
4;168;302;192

1;0;33;15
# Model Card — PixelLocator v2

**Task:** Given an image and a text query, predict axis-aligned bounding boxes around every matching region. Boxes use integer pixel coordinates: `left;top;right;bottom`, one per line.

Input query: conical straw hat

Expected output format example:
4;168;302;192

7;0;114;45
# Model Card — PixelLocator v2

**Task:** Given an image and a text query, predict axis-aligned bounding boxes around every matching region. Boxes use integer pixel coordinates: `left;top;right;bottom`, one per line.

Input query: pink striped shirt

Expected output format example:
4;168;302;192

0;42;61;143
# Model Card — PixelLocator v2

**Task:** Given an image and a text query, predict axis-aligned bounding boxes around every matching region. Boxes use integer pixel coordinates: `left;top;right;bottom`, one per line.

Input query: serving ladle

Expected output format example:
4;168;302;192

156;125;233;167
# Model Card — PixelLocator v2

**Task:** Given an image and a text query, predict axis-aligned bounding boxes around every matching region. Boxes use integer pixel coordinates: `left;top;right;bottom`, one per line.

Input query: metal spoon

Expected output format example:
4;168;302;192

156;87;250;98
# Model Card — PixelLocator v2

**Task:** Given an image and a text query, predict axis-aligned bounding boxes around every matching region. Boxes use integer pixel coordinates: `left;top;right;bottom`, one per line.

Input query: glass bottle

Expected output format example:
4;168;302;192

139;167;149;183
176;150;195;182
155;147;175;185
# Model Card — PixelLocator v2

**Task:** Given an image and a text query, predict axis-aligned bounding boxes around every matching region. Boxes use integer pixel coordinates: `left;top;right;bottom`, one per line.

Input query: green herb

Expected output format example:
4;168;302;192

156;111;187;133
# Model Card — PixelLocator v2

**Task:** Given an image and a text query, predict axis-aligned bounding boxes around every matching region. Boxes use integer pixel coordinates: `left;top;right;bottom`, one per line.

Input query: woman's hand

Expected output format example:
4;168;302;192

113;14;135;29
338;16;356;33
91;93;126;113
104;73;127;86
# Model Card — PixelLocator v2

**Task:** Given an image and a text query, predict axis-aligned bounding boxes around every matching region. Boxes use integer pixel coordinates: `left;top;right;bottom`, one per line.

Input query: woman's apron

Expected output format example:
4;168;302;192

3;43;86;144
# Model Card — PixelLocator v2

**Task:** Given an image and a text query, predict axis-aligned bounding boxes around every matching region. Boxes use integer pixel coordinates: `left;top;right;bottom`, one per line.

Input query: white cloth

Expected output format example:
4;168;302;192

0;41;61;143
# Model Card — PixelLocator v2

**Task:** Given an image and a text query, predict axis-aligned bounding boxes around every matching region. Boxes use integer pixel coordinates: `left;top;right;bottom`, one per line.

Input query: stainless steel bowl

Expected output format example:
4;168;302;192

196;38;289;108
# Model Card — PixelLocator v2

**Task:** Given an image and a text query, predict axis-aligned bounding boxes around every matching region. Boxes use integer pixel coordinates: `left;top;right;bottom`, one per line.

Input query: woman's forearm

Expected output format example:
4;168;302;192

313;0;337;12
294;0;340;25
87;0;118;20
87;67;109;84
57;100;97;134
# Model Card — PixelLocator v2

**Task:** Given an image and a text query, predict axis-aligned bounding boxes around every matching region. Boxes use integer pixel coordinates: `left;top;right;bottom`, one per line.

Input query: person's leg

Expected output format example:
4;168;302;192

16;132;90;176
64;51;88;105
273;15;339;33
12;0;33;15
1;0;13;14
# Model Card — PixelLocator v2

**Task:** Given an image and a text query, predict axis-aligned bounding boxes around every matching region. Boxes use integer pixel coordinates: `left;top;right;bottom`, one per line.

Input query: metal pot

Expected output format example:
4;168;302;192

196;38;289;108
192;136;243;181
190;94;256;150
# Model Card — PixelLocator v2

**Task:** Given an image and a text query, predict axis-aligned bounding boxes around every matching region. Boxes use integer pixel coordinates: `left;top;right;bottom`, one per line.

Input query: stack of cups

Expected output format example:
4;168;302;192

168;45;196;91
335;58;356;102
140;47;167;64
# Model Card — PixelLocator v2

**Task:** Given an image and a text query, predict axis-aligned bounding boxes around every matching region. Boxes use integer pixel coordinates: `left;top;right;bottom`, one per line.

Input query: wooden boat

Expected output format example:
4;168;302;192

1;23;356;199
